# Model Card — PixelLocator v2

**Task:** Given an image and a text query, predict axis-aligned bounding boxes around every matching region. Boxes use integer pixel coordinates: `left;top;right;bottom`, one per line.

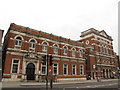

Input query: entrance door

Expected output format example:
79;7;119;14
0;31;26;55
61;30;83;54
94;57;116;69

26;63;35;80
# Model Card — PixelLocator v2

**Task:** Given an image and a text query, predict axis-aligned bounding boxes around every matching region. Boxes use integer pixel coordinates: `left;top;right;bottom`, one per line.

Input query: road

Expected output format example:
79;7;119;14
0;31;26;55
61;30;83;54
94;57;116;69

21;80;119;88
2;79;120;90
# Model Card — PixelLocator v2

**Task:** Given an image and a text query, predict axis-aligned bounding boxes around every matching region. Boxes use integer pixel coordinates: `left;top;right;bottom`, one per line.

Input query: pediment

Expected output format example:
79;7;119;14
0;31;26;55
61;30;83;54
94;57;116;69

25;52;39;59
99;30;108;38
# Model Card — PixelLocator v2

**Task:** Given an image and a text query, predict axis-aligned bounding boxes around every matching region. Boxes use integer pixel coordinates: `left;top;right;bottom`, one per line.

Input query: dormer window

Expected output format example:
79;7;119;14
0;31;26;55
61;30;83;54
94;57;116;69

72;48;75;57
29;39;36;49
53;44;58;54
42;42;48;52
15;37;22;47
63;46;67;55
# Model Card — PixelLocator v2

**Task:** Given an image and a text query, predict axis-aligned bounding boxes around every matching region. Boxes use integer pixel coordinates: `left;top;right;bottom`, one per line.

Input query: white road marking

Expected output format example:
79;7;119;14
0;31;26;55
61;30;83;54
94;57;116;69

76;87;79;88
86;86;91;87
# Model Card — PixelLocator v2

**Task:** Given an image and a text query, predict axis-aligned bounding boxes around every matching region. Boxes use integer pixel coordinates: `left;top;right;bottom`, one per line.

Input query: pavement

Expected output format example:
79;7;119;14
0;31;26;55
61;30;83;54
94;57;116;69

20;79;118;86
2;78;119;88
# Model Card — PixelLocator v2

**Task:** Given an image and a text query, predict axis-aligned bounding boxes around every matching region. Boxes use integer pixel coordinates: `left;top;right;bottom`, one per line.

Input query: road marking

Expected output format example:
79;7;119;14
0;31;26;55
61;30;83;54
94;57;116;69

109;84;112;85
86;86;90;87
101;85;105;86
94;85;99;87
76;87;79;88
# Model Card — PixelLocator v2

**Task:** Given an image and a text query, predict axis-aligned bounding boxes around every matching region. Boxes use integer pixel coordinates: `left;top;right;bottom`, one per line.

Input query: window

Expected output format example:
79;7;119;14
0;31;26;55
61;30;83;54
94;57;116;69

100;45;102;53
15;37;22;47
80;65;84;75
42;42;48;52
79;50;83;57
12;60;19;73
86;40;89;45
72;64;76;75
29;39;36;49
53;44;58;54
63;46;67;55
63;64;68;75
108;60;110;64
53;63;58;75
97;59;100;62
72;48;75;57
103;45;106;54
41;63;46;74
106;46;109;55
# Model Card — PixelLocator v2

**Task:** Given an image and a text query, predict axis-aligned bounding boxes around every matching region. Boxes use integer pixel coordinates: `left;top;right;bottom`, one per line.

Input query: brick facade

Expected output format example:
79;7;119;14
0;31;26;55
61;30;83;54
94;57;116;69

2;23;118;81
80;28;118;80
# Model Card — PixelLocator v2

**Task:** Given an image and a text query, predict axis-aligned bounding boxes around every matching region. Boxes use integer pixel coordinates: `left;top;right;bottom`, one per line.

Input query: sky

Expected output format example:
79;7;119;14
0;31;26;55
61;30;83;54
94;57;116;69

0;0;119;54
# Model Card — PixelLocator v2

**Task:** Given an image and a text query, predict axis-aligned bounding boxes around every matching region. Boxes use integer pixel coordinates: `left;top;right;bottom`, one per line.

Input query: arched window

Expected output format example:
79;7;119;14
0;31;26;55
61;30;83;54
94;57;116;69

63;46;67;55
79;49;83;57
29;39;36;49
72;48;75;57
15;36;22;46
42;42;48;52
53;44;58;54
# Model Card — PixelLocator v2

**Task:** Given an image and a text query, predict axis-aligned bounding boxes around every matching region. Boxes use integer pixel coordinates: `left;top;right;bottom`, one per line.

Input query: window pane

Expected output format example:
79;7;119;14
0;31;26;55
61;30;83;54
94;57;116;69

42;67;46;74
72;49;75;56
54;64;57;66
30;40;35;43
54;67;57;74
80;50;82;57
64;64;67;74
53;64;58;75
64;68;66;74
12;64;18;73
16;37;22;40
33;43;35;48
13;60;19;63
19;41;21;46
15;40;18;45
72;65;76;74
80;65;83;75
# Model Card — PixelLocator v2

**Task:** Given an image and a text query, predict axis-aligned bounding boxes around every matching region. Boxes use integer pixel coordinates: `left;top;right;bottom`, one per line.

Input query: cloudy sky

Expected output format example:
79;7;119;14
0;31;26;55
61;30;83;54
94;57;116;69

0;0;119;54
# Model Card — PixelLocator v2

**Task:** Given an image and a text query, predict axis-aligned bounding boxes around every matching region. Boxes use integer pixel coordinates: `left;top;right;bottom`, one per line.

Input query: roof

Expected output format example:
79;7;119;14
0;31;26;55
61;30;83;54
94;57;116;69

80;28;113;41
9;23;84;47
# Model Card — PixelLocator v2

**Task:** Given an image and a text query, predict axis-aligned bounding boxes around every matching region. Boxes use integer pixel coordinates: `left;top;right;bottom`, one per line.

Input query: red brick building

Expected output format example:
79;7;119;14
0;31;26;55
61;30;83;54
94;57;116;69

0;29;4;81
80;28;118;80
2;23;118;81
2;23;86;81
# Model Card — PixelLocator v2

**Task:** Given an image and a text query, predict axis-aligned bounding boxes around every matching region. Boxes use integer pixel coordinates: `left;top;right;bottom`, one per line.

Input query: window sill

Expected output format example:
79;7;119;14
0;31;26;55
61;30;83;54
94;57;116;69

53;52;58;55
42;50;47;53
63;54;67;56
15;46;21;49
29;48;35;52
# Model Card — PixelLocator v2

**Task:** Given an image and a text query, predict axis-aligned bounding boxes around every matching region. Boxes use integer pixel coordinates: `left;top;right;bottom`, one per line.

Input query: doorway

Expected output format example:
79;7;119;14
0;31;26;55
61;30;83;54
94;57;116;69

26;63;35;80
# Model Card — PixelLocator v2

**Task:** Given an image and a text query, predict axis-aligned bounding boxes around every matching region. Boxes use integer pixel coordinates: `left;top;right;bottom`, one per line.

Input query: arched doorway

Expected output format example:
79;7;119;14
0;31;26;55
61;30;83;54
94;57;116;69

26;63;35;80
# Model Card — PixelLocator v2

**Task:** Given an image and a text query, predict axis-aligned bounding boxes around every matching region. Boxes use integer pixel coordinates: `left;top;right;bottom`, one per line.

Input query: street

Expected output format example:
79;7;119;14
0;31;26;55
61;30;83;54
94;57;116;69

2;79;119;90
21;80;118;89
